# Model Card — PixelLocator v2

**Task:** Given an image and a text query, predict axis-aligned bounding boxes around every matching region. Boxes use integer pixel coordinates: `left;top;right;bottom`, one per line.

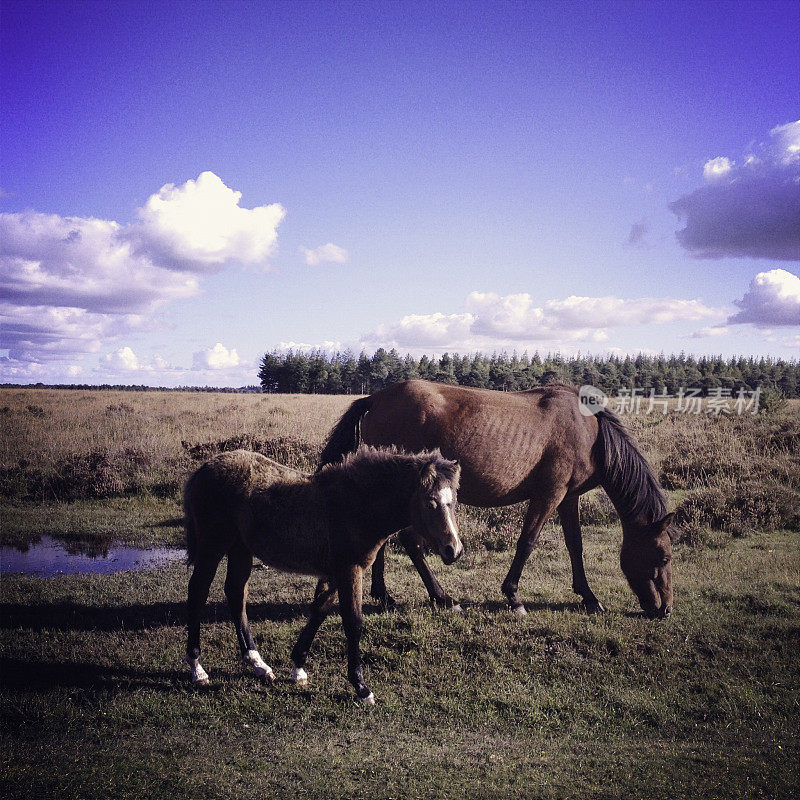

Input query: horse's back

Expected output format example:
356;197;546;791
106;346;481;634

361;380;598;505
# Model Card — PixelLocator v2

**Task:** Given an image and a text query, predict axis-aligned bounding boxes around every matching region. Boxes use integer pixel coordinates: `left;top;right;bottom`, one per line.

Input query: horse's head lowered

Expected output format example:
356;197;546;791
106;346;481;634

411;453;463;565
620;513;675;618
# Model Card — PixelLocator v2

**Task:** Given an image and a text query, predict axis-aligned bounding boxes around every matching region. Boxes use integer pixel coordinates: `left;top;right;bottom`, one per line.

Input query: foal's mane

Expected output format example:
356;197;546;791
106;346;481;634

321;445;460;492
595;407;667;526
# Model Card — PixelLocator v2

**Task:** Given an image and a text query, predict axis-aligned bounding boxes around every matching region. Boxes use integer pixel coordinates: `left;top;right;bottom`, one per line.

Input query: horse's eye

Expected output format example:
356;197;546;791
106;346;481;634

429;499;438;509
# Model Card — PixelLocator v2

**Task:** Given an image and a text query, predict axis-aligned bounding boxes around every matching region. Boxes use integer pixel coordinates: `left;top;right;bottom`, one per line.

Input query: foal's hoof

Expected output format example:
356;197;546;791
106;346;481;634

582;599;606;614
292;666;309;686
187;658;210;686
244;651;276;682
511;603;528;617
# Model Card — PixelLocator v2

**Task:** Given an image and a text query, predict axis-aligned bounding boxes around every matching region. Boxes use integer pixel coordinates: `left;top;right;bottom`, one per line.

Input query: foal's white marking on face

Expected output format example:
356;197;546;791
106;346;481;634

438;487;453;506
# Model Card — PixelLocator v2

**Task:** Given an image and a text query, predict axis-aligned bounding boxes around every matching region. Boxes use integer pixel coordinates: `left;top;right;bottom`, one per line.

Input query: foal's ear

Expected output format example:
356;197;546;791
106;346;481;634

420;462;437;489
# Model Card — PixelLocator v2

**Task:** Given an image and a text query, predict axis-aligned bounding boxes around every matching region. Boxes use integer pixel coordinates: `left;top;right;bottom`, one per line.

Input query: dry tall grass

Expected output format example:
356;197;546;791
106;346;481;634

1;389;797;544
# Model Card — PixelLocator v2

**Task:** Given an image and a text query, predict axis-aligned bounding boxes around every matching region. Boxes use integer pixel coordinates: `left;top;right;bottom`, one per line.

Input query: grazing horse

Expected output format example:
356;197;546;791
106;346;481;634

319;380;675;618
184;445;462;704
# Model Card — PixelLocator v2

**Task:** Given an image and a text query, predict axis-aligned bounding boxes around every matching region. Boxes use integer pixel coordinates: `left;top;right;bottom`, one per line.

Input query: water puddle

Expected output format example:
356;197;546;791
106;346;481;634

1;536;185;576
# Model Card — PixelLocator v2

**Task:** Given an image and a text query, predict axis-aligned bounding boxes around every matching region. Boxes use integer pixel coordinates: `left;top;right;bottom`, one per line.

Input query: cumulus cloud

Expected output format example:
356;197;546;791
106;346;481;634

277;340;344;354
299;242;348;267
362;313;474;348
0;212;200;315
0;173;284;369
102;346;141;371
134;172;285;271
670;120;800;260
467;291;719;340
359;291;722;350
689;325;730;339
192;342;241;370
728;269;800;327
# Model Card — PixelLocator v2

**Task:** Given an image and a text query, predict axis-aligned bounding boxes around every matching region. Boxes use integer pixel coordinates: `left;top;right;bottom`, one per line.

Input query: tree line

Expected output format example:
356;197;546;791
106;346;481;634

258;348;800;397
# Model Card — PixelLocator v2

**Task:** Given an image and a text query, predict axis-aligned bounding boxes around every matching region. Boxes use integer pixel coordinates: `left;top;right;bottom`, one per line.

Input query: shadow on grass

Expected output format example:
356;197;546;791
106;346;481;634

148;517;185;529
0;656;188;694
0;595;405;634
475;599;585;614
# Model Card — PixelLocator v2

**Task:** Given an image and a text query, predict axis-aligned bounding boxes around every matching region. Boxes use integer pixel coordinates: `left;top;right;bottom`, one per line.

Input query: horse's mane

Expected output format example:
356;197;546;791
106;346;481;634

595;407;667;525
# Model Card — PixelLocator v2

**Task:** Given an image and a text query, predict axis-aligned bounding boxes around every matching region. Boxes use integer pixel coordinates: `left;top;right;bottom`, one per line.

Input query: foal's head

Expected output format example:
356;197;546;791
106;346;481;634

411;453;463;565
620;513;675;618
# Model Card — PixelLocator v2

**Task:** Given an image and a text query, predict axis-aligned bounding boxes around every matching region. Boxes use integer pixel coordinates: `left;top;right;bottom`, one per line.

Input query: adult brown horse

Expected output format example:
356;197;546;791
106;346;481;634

319;380;675;618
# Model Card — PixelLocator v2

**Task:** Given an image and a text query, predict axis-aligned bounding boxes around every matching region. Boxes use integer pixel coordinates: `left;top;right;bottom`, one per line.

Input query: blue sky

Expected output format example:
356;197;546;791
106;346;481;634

1;0;799;386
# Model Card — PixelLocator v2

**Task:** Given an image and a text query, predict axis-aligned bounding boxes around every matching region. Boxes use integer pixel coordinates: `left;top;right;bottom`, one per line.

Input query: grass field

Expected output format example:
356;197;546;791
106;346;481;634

1;388;799;799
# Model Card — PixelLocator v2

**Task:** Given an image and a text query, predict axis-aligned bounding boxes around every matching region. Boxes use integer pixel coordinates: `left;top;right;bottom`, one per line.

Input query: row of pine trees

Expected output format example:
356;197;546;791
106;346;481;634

258;348;800;397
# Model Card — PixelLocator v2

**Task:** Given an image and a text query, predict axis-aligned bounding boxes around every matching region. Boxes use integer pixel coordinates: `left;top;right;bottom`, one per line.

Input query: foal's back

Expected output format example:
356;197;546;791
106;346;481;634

185;450;327;573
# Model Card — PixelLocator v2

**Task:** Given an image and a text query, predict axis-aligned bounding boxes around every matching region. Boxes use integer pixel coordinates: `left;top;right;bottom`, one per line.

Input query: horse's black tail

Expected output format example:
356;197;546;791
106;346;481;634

318;395;374;470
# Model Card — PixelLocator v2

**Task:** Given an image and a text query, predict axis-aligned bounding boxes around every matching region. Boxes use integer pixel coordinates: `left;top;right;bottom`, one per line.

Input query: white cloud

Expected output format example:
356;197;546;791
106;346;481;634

299;242;348;266
102;346;141;371
702;156;733;181
359;291;722;351
0;212;200;314
728;269;800;327
134;172;286;271
192;342;241;370
670;120;800;261
362;313;474;348
277;340;344;354
0;302;151;362
466;291;719;340
0;173;286;371
689;325;730;339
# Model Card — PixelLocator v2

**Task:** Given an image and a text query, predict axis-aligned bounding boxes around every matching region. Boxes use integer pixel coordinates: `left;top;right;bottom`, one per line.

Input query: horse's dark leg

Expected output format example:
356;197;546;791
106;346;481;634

369;544;397;611
398;527;460;610
290;581;338;685
225;542;275;682
337;564;375;704
501;491;566;616
559;496;605;614
186;549;224;685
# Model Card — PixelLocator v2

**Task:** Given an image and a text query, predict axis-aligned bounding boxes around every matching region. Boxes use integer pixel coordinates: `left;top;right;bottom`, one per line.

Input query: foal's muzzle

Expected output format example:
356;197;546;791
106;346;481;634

440;542;463;565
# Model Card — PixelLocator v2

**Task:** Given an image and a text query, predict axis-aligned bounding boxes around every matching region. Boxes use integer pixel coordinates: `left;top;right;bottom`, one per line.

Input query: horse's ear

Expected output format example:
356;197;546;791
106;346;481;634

420;462;437;489
652;512;675;537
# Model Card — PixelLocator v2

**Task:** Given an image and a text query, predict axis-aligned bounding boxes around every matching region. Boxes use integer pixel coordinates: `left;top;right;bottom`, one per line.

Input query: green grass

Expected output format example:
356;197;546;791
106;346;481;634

2;528;798;799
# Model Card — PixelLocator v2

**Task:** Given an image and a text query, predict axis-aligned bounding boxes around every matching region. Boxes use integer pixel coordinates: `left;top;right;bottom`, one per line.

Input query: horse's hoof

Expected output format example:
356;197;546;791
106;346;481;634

193;676;211;688
292;667;308;686
511;604;528;617
261;669;276;683
373;594;397;612
360;692;376;706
